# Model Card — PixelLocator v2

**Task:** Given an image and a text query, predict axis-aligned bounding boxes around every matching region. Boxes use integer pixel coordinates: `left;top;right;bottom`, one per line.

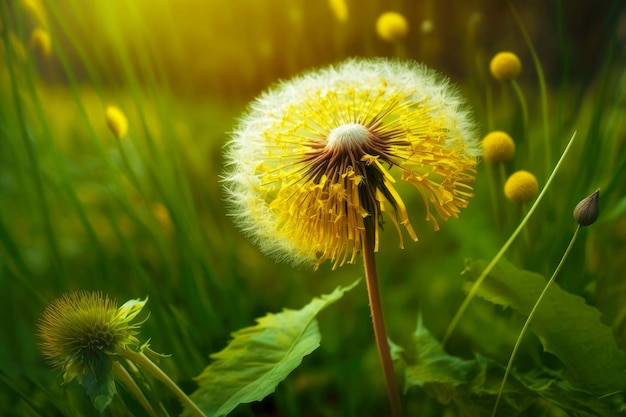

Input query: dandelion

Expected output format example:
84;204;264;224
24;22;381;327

38;292;146;381
224;58;479;269
37;291;205;417
482;131;515;163
105;105;128;139
224;58;478;415
30;28;51;57
489;51;522;81
376;12;409;43
504;170;538;203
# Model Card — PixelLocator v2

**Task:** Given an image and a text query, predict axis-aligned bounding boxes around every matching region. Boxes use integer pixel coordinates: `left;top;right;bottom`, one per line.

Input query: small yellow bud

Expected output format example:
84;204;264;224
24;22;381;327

481;131;515;163
105;105;128;139
504;170;538;204
490;51;522;81
30;28;51;57
376;12;409;43
328;0;348;23
573;189;600;226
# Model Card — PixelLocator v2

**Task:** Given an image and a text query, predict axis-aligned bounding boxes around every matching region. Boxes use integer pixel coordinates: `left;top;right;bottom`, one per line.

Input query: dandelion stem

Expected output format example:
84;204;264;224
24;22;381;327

124;349;206;417
510;79;529;139
442;130;577;347
362;223;403;417
112;361;159;417
491;225;580;417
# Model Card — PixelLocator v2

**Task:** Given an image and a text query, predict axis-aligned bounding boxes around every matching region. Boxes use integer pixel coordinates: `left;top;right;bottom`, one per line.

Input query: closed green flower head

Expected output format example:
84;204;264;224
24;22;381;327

37;292;148;410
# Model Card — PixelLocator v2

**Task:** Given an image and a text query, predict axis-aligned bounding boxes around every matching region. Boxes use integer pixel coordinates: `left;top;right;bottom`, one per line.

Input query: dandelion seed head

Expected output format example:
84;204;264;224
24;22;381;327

224;58;479;268
504;170;538;203
37;291;146;384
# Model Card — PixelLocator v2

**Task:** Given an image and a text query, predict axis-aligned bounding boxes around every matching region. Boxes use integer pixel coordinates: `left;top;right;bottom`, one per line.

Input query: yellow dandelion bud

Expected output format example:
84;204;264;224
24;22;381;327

504;170;538;203
30;28;51;57
224;58;479;269
328;0;348;23
490;51;522;81
105;105;128;139
481;130;515;163
376;12;409;43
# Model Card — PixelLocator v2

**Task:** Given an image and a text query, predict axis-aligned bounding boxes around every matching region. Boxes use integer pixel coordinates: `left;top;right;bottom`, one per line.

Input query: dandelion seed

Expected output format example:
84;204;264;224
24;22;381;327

376;12;409;43
105;105;128;139
223;58;479;269
504;170;538;203
490;51;522;81
482;131;515;163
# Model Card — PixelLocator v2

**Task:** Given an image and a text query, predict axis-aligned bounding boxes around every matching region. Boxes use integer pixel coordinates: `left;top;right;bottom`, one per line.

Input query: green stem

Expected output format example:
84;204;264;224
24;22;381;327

510;79;529;140
509;3;551;177
112;361;159;417
124;350;206;417
442;130;577;347
362;225;403;417
491;225;580;417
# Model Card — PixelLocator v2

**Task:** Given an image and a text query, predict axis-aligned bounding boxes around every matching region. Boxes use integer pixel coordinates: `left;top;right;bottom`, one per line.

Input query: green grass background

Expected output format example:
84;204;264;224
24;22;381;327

1;0;625;415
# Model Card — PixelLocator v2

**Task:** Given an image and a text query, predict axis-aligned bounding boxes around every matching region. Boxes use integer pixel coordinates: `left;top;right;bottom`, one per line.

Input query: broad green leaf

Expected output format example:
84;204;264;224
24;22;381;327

399;317;625;416
464;259;626;396
185;280;359;417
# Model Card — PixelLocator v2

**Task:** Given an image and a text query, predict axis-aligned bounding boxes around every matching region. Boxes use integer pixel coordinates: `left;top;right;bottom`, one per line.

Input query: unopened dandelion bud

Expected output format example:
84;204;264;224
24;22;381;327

573;189;600;226
504;170;538;203
490;51;522;81
105;105;128;139
30;28;51;56
482;131;515;163
376;12;409;43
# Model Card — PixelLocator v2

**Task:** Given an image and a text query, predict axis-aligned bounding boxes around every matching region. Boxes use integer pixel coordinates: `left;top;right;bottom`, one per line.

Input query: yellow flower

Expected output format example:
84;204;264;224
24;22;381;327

105;105;128;139
224;58;479;268
504;170;538;203
30;28;51;57
328;0;348;23
481;131;515;163
489;51;522;81
37;292;147;384
376;12;409;43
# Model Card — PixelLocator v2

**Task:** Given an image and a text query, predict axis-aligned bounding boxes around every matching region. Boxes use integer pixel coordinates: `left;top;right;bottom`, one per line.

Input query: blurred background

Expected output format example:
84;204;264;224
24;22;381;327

1;0;625;415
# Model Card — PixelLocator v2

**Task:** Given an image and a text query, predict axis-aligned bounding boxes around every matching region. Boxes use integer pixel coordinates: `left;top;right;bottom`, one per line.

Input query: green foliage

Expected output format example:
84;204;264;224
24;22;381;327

186;280;359;417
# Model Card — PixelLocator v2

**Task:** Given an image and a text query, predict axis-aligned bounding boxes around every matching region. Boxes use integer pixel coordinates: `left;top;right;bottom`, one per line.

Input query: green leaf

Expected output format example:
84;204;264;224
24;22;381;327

464;259;626;396
399;317;625;416
186;280;360;417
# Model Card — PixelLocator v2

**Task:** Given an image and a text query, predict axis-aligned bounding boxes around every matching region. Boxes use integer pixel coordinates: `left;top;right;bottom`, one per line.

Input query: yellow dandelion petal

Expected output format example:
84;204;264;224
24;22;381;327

328;0;348;23
489;51;522;81
376;12;409;43
224;58;478;269
30;28;51;57
481;130;515;163
504;170;538;203
105;105;128;139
